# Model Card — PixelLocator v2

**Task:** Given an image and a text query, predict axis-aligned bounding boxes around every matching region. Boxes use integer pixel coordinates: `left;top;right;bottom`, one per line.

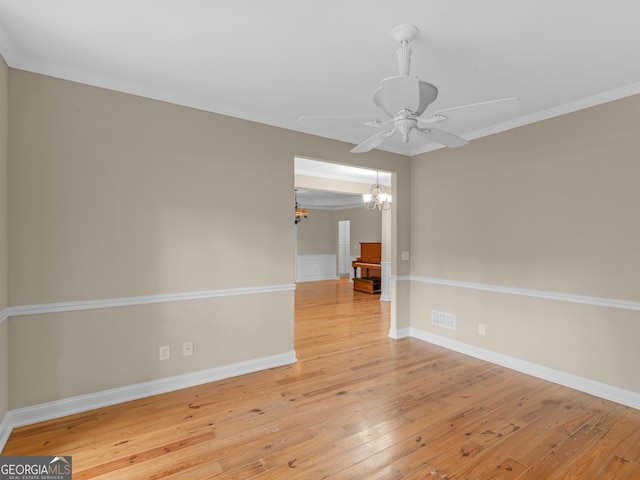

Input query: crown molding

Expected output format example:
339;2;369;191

7;51;640;159
410;81;640;156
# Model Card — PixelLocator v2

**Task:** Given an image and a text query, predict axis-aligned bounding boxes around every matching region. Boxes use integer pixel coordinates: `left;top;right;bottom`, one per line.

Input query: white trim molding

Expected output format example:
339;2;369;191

0;307;8;325
5;283;296;318
411;328;640;410
0;413;11;453
404;275;640;312
410;81;640;156
380;261;392;302
8;351;297;430
388;327;410;340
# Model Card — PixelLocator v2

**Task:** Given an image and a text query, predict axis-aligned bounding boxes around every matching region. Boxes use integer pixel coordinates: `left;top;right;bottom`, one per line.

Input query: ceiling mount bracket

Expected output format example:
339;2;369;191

391;24;419;44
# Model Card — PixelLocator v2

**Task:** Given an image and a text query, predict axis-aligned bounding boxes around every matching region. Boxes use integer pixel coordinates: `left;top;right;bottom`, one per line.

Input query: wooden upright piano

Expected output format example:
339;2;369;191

352;242;381;294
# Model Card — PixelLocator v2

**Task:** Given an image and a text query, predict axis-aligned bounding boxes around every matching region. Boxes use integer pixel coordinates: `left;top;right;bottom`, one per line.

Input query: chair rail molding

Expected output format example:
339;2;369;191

396;275;640;312
5;284;296;318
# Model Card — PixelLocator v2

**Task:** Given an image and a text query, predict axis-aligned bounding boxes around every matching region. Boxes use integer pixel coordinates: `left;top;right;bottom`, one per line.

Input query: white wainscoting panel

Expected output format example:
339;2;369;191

296;255;338;282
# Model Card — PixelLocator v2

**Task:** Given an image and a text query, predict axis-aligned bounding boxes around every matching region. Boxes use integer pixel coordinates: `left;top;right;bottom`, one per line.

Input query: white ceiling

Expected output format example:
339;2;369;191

295;157;391;209
1;1;640;156
295;189;364;210
295;157;391;186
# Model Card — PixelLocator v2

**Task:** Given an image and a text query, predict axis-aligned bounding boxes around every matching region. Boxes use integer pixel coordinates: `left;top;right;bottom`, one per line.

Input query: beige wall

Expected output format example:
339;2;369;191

9;292;293;407
7;70;410;409
410;94;640;393
8;70;296;304
0;54;8;421
296;209;334;255
2;60;637;415
336;207;382;257
296;206;382;258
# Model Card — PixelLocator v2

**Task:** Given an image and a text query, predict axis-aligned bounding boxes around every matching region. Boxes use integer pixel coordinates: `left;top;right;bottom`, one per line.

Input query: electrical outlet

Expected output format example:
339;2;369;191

478;324;486;335
159;345;171;360
183;341;193;356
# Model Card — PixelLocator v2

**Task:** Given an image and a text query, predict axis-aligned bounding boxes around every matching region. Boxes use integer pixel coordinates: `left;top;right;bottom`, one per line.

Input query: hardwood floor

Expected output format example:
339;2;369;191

4;278;640;479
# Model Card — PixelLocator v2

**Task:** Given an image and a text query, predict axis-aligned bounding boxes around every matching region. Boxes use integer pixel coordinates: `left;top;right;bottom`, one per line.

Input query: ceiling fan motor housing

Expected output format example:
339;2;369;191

373;76;438;117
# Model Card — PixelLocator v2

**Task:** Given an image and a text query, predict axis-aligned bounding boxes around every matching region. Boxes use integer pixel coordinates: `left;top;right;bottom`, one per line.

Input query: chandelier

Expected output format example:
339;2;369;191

363;172;391;211
294;190;309;224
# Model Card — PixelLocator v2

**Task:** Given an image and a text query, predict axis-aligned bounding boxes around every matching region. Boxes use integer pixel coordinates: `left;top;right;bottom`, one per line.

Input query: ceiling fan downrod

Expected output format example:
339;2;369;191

396;39;412;76
391;24;419;76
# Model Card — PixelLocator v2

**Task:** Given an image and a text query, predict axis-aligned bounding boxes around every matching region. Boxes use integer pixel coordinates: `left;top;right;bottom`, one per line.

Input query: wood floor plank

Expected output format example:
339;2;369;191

3;278;640;479
514;424;606;479
442;387;595;479
617;428;640;464
592;455;640;480
553;407;640;479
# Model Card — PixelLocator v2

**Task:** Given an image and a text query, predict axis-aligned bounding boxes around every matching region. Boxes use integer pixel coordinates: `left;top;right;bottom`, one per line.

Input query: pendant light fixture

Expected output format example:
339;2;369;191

294;189;309;224
363;171;391;211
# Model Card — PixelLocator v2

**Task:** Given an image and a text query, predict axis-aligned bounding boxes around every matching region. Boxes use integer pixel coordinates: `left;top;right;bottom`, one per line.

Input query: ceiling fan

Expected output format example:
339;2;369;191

299;25;522;153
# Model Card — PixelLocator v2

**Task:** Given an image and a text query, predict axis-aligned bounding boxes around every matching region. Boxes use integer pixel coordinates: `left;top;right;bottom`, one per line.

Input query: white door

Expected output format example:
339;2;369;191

338;220;351;276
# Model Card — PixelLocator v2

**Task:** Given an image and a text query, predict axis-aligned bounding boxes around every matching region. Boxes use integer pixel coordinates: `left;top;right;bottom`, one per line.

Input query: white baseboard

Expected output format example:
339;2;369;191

7;351;297;432
0;412;11;453
388;327;410;339
410;328;640;410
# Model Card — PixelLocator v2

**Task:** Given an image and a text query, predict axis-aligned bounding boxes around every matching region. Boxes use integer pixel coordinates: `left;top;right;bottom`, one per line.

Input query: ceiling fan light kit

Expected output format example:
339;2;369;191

299;24;522;154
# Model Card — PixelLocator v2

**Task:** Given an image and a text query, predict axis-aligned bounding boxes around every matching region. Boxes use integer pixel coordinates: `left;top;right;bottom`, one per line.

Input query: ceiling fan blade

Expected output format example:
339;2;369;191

373;76;438;117
351;129;397;153
299;116;385;129
423;97;522;123
415;127;468;148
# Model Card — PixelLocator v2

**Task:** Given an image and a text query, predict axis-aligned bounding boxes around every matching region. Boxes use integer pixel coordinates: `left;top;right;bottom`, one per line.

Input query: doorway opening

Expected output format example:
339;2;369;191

294;156;395;302
338;220;351;277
